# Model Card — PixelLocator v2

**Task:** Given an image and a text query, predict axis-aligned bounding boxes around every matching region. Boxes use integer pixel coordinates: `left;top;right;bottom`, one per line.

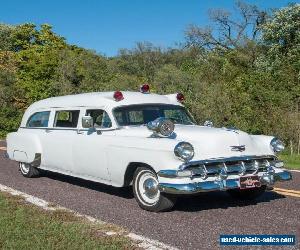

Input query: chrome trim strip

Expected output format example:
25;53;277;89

179;155;276;170
158;170;178;178
158;170;292;195
19;127;119;132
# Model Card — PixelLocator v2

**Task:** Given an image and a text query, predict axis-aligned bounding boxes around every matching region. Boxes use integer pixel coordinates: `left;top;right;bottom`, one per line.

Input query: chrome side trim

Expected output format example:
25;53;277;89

179;155;276;170
20;127;119;132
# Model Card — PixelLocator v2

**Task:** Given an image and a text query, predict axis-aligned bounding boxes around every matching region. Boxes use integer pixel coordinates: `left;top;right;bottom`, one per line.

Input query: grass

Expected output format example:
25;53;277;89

279;154;300;170
0;192;134;250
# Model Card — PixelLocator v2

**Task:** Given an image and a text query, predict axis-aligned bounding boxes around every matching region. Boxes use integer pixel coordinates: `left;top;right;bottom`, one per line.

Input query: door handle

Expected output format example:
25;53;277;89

45;129;53;133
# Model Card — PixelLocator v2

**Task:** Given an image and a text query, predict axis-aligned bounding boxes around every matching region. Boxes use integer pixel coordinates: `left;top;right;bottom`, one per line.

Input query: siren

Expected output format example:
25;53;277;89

140;84;150;94
176;93;184;102
113;91;124;101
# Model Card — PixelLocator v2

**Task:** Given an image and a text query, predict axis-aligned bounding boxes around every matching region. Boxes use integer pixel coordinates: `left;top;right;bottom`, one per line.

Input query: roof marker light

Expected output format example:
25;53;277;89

113;91;124;101
176;93;184;102
140;84;150;94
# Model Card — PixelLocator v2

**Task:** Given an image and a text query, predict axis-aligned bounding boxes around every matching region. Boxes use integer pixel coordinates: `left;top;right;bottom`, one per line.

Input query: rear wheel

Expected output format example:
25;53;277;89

227;186;266;200
133;167;176;212
19;162;40;178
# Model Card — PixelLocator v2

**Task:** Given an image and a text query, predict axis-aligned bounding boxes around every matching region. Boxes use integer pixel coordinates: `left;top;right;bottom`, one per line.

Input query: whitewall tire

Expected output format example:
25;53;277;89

19;162;40;178
133;167;176;212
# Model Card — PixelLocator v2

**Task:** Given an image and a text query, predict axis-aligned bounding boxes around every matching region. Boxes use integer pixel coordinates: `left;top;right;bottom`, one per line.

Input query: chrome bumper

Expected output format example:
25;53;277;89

158;170;292;195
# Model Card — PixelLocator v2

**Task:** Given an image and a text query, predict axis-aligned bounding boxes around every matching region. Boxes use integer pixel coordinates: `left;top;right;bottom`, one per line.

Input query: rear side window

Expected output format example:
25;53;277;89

54;110;80;128
26;111;50;128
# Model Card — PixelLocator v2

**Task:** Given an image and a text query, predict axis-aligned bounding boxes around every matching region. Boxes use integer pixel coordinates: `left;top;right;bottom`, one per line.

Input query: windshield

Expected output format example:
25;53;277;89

113;104;195;126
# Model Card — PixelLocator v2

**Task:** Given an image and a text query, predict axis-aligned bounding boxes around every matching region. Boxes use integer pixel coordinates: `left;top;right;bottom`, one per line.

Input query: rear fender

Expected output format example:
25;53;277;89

6;132;42;165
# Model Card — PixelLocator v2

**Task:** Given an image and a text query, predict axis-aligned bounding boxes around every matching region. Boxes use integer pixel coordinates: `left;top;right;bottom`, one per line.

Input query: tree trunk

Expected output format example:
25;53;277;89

290;140;293;155
297;132;300;155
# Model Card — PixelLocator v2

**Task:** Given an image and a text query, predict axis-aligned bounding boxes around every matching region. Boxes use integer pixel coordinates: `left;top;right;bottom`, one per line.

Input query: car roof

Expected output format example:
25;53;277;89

20;91;184;127
27;91;181;110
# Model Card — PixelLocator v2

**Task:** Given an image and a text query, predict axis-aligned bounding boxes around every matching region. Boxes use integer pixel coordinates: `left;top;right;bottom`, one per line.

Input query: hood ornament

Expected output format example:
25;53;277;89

230;145;246;152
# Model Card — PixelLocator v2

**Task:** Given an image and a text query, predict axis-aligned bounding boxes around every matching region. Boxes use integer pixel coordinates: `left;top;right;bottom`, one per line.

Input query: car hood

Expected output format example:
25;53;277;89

116;125;274;160
173;125;274;159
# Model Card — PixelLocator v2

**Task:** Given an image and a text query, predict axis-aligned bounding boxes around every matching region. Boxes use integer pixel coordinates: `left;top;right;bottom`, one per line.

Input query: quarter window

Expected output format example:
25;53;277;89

54;110;80;128
26;111;50;128
86;109;112;128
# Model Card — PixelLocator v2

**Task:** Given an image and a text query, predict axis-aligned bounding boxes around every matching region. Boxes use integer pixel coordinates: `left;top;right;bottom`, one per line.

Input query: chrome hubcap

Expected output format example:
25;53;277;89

137;171;160;205
143;178;158;199
19;162;30;174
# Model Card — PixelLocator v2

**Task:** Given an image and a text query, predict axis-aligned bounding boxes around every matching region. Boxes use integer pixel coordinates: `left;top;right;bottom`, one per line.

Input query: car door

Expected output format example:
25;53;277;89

41;108;80;173
72;108;114;182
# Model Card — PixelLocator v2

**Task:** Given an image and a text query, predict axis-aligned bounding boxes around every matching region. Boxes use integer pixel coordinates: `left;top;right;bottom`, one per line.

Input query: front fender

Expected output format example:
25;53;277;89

106;136;182;186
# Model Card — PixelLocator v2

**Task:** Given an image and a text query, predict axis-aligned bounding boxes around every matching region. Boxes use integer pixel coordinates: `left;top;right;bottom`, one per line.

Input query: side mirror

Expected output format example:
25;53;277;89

204;120;213;127
82;116;93;128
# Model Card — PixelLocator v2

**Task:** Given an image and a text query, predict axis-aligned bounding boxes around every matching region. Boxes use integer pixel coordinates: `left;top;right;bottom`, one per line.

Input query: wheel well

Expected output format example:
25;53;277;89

123;162;155;186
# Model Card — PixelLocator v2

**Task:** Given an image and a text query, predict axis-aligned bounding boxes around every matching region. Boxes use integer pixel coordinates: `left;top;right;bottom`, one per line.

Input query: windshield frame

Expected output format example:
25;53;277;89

112;103;196;127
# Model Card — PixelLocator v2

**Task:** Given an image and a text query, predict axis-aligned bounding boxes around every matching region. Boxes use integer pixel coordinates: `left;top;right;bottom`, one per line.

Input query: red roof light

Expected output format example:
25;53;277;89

140;84;150;93
176;93;184;102
113;91;124;101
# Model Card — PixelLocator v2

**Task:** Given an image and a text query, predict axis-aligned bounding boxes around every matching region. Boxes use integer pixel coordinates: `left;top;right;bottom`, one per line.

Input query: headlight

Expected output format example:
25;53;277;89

270;138;285;153
174;142;194;162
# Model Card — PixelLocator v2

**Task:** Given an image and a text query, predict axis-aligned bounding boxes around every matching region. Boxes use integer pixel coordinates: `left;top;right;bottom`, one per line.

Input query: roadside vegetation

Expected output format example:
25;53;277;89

0;1;299;159
0;192;133;249
279;154;300;170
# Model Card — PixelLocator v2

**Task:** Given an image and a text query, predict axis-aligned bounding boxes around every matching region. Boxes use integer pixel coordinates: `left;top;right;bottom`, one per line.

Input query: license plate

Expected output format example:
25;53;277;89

239;175;261;189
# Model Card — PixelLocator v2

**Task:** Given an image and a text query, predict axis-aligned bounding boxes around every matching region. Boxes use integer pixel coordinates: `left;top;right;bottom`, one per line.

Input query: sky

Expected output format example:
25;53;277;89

0;0;297;56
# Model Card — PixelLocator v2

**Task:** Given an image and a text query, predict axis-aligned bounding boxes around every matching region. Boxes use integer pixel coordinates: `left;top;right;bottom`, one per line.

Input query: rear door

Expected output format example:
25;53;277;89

41;108;80;172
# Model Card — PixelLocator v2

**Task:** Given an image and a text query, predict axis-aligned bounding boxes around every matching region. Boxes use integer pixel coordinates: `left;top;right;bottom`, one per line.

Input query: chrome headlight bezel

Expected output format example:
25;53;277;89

270;137;285;153
174;142;194;162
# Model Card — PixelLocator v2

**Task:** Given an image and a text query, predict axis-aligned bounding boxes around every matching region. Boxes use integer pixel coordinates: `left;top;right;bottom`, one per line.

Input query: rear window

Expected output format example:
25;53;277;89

54;110;80;128
26;111;50;128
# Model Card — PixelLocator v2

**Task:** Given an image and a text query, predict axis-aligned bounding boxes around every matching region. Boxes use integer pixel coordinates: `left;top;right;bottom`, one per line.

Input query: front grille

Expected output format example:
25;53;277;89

183;156;276;178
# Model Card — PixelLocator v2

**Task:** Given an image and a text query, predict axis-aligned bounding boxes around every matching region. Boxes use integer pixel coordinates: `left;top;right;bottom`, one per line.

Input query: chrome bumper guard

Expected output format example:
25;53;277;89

158;155;292;195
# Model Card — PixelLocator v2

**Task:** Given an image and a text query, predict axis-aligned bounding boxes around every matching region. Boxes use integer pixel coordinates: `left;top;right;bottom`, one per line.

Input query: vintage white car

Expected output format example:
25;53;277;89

6;84;292;212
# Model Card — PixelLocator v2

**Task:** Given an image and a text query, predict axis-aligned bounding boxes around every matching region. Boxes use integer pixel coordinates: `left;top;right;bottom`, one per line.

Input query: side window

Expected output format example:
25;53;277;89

26;111;50;128
54;110;80;128
86;109;112;128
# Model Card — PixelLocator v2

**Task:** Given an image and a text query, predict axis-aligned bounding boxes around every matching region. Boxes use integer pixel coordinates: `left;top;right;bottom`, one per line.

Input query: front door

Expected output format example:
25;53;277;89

72;108;113;182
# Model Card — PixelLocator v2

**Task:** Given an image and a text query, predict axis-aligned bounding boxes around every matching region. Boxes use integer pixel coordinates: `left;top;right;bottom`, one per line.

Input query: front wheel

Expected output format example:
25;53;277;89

227;186;266;200
133;167;176;212
19;162;40;178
